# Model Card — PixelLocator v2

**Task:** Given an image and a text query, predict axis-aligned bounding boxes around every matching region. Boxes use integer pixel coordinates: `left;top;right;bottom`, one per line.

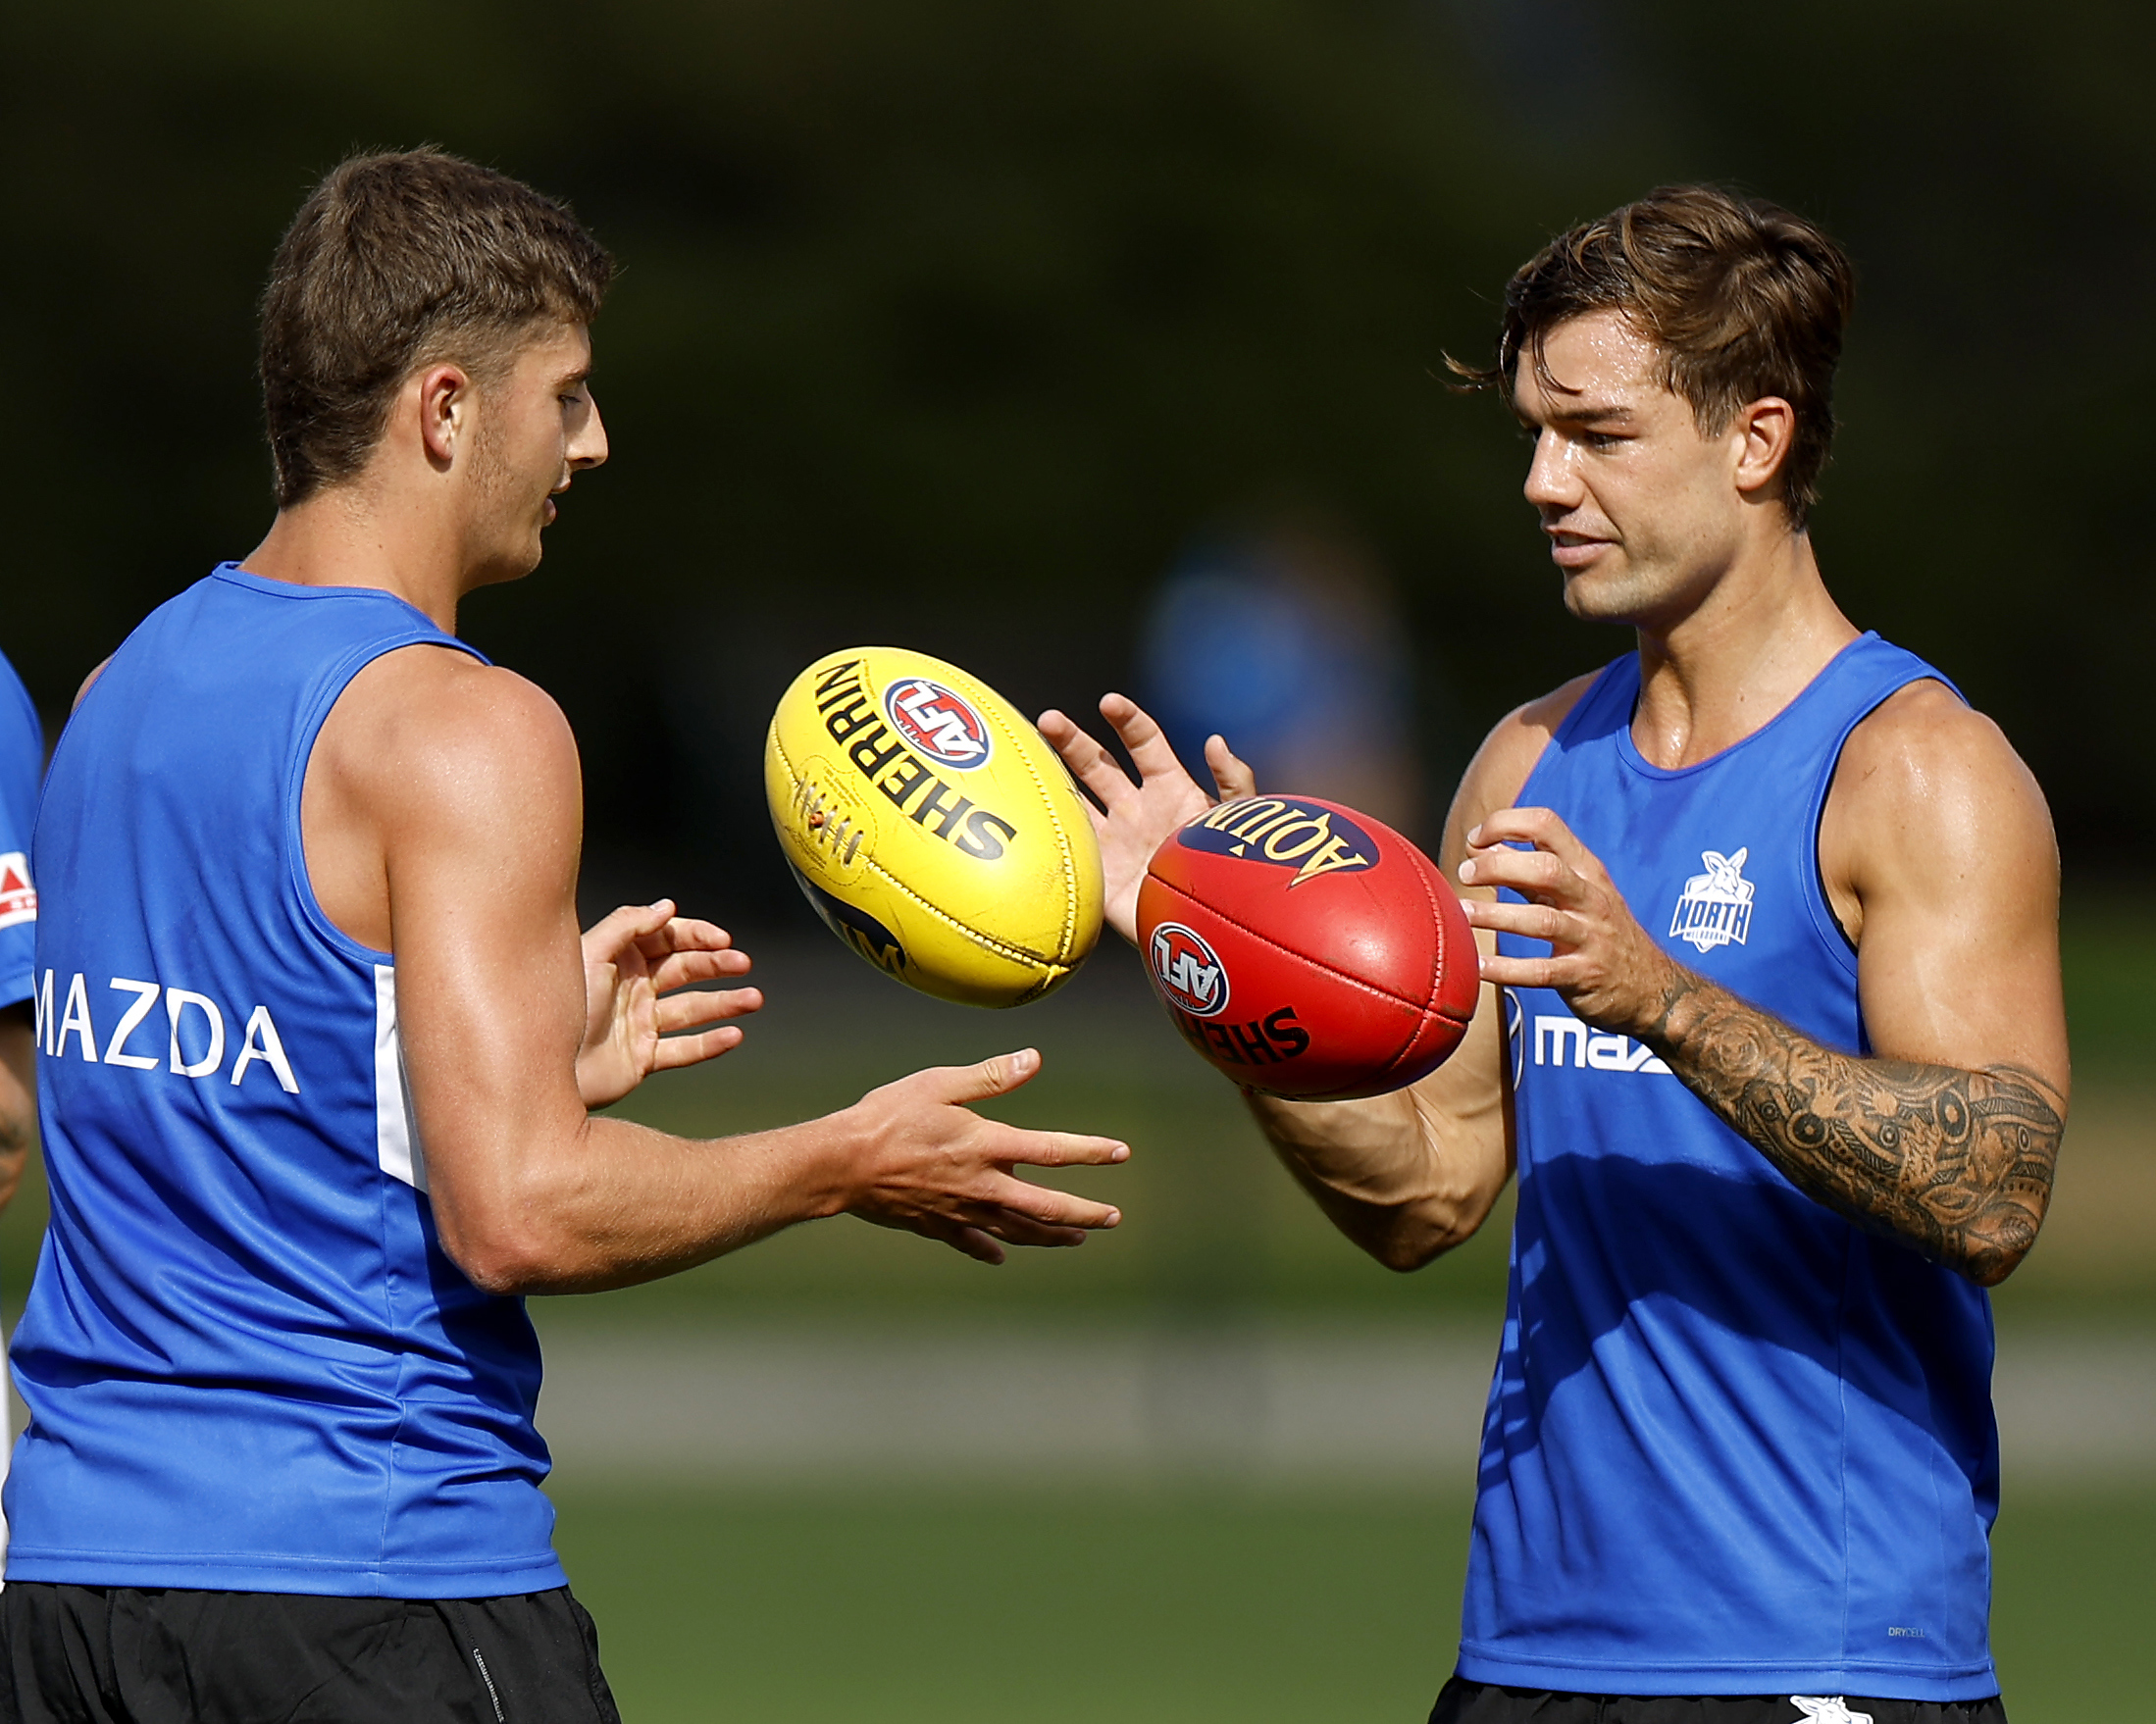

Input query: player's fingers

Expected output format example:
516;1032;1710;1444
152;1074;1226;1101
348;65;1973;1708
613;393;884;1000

989;1127;1129;1169
1038;710;1140;814
981;1174;1121;1231
582;900;672;955
951;1225;1007;1265
1456;843;1577;900
969;1210;1092;1249
922;1048;1043;1104
648;946;753;993
1459;898;1571;944
635;916;734;959
1205;734;1256;801
655;986;763;1033
649;1024;747;1068
1476;951;1570;990
915;1217;1005;1265
1099;693;1191;786
1468;807;1597;872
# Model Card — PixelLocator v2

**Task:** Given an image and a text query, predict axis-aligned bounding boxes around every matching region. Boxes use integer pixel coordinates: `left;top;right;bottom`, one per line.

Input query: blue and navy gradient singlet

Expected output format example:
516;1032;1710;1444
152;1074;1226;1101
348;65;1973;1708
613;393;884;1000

1458;634;2000;1701
7;564;566;1598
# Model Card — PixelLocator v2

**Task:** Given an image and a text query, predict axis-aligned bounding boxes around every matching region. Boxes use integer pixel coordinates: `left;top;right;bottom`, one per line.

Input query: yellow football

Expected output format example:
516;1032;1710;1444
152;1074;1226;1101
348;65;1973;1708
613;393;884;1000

764;647;1104;1007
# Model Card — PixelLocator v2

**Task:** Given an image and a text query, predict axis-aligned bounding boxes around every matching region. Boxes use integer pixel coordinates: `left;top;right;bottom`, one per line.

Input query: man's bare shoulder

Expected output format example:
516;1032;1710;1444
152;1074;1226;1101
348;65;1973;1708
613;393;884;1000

1825;677;2056;926
320;644;579;826
1441;671;1603;859
1835;680;2049;839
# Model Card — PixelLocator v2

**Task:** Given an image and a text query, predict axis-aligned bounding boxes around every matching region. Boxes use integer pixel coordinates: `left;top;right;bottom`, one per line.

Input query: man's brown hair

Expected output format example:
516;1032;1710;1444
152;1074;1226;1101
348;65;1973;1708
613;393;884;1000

260;148;614;508
1458;185;1855;528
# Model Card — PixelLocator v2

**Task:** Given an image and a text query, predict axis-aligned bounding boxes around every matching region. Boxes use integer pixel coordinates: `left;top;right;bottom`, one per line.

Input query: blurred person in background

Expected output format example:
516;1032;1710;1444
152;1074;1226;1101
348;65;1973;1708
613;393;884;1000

0;648;37;1212
1045;185;2061;1724
0;148;1127;1722
0;646;41;1571
1137;524;1424;835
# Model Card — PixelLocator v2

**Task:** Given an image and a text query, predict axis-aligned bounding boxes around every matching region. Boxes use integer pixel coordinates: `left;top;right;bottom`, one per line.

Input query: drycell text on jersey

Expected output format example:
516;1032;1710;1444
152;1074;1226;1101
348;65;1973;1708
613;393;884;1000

33;971;300;1092
812;660;1017;860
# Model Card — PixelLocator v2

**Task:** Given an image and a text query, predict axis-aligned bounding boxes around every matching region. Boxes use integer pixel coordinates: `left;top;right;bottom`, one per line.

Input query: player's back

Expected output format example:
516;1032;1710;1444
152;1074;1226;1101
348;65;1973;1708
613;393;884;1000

5;564;566;1598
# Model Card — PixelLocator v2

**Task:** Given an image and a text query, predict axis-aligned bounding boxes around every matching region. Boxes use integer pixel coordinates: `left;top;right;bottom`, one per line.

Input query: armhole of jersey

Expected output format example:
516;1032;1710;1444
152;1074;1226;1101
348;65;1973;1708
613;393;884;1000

1801;664;1971;991
1515;656;1633;809
282;632;490;970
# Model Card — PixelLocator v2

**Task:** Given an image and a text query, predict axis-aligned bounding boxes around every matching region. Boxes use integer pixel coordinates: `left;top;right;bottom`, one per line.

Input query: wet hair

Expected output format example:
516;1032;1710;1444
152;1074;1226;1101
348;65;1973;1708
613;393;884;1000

259;147;614;507
1455;184;1856;528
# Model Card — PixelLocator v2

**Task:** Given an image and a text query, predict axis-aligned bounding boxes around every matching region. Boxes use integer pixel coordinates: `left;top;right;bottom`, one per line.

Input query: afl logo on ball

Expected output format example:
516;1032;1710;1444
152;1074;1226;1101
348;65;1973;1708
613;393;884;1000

1150;922;1230;1018
884;678;993;770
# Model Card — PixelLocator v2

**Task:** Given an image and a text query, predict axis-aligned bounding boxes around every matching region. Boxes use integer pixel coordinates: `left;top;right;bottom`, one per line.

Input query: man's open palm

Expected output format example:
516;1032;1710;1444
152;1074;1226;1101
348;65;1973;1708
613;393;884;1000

1037;693;1255;944
576;900;762;1108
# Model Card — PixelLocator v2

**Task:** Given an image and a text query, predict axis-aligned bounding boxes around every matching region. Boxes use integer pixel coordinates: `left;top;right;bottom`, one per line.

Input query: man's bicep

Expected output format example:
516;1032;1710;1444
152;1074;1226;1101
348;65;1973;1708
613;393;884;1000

383;678;591;1161
1847;703;2066;1087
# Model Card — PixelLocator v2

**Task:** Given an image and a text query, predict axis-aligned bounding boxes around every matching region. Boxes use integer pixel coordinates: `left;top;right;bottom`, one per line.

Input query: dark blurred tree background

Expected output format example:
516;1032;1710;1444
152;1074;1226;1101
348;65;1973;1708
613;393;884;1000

3;0;2146;928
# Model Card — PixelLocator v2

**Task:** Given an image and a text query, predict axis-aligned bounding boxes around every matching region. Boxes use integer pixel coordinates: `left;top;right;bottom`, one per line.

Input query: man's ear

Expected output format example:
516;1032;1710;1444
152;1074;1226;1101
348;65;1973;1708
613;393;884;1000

416;363;474;471
1732;396;1796;498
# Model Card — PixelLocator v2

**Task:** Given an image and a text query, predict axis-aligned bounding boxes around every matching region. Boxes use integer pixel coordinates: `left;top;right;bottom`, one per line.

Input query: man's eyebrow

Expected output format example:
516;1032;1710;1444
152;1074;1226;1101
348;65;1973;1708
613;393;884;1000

1540;402;1635;428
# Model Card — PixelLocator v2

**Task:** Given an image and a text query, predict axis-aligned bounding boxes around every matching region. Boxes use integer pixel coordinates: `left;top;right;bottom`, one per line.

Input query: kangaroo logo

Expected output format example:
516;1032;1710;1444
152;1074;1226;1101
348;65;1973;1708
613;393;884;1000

1149;922;1229;1018
1668;846;1755;953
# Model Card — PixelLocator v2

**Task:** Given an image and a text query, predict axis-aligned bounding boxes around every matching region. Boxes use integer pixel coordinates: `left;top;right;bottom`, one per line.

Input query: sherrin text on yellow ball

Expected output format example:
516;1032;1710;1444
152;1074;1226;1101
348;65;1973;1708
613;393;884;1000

764;647;1104;1007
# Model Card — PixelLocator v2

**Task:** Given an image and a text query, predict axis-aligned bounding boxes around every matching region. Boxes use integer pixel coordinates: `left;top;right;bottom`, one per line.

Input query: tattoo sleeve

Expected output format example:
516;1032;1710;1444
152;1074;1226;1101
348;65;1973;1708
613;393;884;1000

1643;972;2063;1285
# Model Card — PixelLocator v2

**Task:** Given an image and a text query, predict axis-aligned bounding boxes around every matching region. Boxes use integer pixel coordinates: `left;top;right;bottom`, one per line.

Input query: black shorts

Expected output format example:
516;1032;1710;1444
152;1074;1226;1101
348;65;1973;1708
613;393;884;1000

0;1583;620;1724
1431;1676;2009;1723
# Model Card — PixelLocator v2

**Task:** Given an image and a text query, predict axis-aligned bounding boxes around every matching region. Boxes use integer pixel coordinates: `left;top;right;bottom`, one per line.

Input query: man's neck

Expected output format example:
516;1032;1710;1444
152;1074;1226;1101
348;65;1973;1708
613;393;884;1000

240;484;467;635
1628;529;1859;770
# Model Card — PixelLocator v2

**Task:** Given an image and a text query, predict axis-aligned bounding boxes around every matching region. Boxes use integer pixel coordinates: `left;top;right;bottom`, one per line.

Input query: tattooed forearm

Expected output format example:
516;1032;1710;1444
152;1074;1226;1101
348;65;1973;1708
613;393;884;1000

1641;972;2064;1285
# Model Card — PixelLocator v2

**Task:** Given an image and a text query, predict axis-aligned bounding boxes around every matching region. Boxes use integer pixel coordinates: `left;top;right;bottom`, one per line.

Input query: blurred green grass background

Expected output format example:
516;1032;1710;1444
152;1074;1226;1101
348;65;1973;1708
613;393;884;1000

4;889;2148;1720
551;1484;2156;1723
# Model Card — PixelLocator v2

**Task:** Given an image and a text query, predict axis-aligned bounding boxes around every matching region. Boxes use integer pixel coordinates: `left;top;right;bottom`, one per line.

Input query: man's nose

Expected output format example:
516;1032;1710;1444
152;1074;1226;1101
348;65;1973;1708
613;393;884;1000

572;394;609;470
1521;428;1578;511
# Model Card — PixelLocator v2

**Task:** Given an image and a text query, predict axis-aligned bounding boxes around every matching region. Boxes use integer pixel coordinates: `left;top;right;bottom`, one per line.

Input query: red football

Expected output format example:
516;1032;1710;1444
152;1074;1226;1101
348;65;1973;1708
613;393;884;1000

1136;794;1479;1100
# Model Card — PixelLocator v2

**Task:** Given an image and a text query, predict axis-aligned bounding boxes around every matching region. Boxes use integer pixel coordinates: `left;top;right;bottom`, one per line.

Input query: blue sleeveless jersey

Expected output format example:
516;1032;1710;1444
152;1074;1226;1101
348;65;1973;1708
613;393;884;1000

1459;634;1999;1701
0;649;42;1008
6;565;566;1598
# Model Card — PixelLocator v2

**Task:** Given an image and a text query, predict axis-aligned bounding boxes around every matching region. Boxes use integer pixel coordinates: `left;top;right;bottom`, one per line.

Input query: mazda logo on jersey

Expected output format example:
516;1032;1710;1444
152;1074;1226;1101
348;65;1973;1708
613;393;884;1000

34;969;300;1092
1178;797;1377;887
1149;922;1229;1017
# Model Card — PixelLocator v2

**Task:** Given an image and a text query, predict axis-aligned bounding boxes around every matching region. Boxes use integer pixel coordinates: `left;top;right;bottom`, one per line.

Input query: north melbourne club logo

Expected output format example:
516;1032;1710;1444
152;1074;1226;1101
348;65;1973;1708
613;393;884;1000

1150;922;1229;1018
1668;847;1754;953
0;851;33;931
883;678;993;770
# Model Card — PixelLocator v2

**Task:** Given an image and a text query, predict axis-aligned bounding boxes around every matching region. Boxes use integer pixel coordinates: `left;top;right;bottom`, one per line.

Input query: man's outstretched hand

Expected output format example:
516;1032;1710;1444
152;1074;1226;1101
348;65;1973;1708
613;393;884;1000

1038;693;1254;945
577;900;763;1108
839;1048;1128;1265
